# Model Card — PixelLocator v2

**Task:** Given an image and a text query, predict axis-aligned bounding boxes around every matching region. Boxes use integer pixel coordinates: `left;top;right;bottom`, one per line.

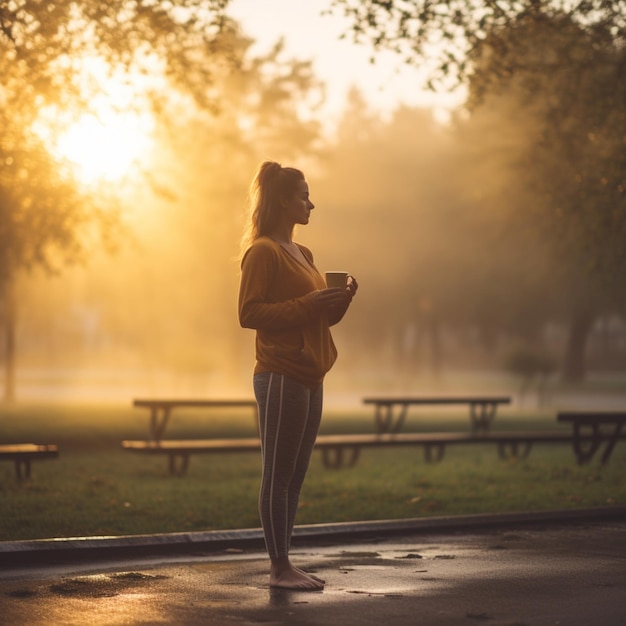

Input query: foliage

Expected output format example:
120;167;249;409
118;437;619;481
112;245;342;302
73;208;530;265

469;12;626;289
325;2;626;380
328;0;626;93
0;1;231;109
0;0;326;393
0;1;246;401
328;1;626;295
464;12;626;379
0;130;115;280
5;16;325;384
0;0;234;279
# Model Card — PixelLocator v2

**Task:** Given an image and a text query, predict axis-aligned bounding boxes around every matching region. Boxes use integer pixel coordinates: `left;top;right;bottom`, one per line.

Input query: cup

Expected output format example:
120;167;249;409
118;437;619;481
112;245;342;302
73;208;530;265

325;271;348;289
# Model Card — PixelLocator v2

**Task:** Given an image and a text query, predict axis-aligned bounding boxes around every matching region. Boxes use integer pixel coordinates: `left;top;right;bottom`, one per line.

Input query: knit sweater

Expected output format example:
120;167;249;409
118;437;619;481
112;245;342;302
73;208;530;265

238;236;337;388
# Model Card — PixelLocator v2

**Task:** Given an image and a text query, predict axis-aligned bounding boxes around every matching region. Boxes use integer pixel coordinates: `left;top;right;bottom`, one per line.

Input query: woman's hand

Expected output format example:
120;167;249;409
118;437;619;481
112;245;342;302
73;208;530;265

307;275;358;307
312;274;358;326
306;288;350;310
346;275;358;298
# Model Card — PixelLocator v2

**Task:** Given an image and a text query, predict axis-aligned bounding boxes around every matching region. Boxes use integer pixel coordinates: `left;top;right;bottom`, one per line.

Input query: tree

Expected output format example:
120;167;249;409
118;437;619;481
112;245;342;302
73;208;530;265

464;12;626;380
329;0;626;381
0;0;233;401
328;0;625;93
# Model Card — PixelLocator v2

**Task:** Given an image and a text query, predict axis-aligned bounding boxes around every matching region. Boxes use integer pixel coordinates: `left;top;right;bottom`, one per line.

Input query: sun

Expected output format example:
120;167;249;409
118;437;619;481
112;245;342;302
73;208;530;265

56;107;153;185
35;56;157;186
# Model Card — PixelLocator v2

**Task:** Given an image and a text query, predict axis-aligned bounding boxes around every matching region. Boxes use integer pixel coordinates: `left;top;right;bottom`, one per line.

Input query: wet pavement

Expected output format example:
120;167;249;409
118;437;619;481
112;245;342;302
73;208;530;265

1;514;626;625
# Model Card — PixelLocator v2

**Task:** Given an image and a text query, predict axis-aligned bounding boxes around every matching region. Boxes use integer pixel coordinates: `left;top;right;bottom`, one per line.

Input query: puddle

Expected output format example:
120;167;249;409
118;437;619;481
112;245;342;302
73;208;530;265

327;551;382;558
339;565;389;571
48;572;167;598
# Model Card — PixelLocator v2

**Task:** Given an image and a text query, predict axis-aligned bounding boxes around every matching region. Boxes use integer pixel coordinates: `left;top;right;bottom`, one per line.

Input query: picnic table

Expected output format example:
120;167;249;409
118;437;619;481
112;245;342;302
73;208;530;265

133;399;258;442
0;444;59;481
122;398;625;476
362;395;512;434
557;411;626;464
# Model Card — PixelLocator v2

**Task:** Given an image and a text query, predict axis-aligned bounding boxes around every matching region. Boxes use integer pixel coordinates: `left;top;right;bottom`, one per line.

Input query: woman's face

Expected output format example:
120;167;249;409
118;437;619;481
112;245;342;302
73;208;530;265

282;179;315;226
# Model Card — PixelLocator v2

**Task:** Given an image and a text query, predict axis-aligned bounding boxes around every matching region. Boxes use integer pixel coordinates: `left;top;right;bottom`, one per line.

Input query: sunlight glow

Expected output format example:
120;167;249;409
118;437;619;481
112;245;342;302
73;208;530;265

56;107;153;184
35;55;157;186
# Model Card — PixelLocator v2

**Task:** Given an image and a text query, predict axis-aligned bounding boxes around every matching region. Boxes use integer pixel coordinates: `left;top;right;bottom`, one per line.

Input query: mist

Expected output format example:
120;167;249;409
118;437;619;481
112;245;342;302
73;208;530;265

6;79;626;406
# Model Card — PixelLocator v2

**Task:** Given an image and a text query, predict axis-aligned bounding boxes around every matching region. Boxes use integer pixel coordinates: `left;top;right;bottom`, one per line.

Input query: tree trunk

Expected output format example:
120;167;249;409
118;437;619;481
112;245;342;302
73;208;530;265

429;317;442;379
1;276;16;403
563;309;595;383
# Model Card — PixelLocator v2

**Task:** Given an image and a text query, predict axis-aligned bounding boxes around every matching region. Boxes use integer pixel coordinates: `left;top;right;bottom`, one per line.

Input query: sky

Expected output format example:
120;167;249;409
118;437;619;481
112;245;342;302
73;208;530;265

227;0;465;126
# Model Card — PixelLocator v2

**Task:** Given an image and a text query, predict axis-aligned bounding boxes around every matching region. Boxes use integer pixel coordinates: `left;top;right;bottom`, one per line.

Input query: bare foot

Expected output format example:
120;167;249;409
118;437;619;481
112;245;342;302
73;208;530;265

270;564;324;590
295;567;325;584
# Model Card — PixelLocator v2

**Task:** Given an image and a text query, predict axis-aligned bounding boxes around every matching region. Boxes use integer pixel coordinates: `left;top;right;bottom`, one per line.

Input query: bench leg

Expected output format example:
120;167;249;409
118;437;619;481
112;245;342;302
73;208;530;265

150;407;172;442
14;460;31;481
470;402;497;433
374;405;408;434
424;443;445;463
391;404;409;433
600;422;624;464
497;441;533;460
320;446;361;469
572;423;602;465
168;453;190;476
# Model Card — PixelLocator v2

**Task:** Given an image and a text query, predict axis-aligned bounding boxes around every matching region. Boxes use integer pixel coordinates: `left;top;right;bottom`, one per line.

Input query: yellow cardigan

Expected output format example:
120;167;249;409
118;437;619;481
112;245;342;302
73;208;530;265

238;236;337;388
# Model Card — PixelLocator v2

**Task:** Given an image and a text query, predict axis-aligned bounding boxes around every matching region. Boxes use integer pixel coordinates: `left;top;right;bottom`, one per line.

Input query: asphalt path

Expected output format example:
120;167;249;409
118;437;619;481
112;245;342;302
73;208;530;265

1;511;625;625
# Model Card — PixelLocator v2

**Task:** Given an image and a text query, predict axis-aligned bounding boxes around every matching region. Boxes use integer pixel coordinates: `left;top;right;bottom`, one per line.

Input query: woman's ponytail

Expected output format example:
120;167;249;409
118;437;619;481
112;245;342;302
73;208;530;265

241;161;304;255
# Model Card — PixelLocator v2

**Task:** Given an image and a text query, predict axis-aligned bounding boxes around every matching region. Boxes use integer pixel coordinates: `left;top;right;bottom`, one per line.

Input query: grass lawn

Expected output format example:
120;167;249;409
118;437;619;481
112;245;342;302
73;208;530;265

0;402;624;541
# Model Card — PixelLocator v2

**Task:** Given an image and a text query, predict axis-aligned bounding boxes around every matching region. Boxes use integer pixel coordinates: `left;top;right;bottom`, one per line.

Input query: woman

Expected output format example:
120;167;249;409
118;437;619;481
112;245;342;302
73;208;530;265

238;161;357;590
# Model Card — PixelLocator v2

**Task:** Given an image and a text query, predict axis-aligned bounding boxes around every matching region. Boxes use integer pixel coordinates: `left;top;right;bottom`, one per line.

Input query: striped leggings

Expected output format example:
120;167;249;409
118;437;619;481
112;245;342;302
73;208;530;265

253;372;323;560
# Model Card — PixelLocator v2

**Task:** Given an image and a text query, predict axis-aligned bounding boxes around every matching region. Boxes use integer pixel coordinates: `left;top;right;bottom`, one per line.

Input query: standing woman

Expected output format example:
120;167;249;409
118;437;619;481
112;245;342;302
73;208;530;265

238;161;357;590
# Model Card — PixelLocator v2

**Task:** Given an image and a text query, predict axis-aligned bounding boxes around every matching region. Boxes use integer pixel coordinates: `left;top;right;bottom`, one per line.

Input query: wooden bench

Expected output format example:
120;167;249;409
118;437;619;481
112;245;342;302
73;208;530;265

363;395;512;434
0;444;59;481
122;408;626;475
312;431;579;466
558;411;626;464
133;398;258;441
122;430;574;475
122;438;261;476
